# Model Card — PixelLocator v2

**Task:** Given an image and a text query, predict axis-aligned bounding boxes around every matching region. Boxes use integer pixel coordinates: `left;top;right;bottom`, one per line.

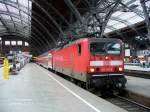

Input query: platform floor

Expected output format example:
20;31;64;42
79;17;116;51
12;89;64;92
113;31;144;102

125;65;150;71
126;76;150;98
0;67;4;81
0;63;126;112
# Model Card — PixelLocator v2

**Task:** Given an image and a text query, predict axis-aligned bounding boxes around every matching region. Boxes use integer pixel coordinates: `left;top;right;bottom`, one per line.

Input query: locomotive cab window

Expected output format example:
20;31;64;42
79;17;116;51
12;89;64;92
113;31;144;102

78;44;81;55
90;42;121;55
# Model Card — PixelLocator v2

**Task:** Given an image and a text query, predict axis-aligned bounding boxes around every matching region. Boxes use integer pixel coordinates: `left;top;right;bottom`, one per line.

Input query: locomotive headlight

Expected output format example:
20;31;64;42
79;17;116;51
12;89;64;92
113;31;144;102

90;68;95;73
118;67;123;71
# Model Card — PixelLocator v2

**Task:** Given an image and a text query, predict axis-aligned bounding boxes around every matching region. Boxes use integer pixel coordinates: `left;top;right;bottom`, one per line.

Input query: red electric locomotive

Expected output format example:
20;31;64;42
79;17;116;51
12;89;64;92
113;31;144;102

37;38;127;91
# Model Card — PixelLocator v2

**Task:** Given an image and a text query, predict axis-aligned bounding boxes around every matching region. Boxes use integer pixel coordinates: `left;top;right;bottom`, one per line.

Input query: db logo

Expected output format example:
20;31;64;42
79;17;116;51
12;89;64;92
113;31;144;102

104;61;109;65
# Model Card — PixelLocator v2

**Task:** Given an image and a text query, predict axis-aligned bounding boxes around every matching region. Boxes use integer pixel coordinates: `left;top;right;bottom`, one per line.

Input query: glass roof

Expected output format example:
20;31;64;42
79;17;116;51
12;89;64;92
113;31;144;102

104;0;149;33
0;0;149;38
0;0;32;37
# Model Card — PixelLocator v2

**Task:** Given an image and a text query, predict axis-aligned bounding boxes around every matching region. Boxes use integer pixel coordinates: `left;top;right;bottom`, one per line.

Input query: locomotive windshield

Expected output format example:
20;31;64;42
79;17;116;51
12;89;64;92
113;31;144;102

90;42;121;55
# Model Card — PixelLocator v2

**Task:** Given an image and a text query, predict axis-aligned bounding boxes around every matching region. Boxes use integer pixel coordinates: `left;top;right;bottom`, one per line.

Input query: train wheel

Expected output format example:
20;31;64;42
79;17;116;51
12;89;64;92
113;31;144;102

77;82;82;87
118;88;127;96
86;82;89;90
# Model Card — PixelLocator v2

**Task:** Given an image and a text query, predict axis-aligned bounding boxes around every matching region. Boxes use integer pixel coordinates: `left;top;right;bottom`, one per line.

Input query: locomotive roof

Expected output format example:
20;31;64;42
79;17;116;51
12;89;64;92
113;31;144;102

54;37;122;51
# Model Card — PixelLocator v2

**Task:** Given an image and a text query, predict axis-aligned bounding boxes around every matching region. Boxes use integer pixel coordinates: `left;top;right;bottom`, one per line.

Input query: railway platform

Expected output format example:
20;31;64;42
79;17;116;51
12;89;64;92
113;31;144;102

124;65;150;78
125;65;150;72
0;63;127;112
0;66;3;81
125;76;150;106
126;76;150;98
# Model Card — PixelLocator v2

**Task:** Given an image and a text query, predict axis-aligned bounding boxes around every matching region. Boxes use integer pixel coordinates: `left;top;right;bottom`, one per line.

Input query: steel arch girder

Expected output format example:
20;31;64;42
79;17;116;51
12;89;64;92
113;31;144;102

0;1;56;47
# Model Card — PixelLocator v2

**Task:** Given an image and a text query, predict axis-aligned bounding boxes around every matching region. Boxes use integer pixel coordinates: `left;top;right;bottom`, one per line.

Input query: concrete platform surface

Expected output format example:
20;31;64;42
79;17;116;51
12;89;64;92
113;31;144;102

0;63;127;112
0;67;4;81
0;64;2;67
126;76;150;98
125;65;150;71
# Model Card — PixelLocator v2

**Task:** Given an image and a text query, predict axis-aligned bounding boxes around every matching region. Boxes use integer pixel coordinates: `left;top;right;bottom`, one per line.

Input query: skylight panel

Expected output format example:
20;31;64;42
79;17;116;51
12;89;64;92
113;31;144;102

28;16;31;21
20;6;28;13
136;5;143;11
29;1;32;9
14;22;22;27
1;14;11;20
119;12;136;20
7;5;19;15
104;28;113;33
0;0;31;37
21;12;28;19
107;20;119;26
127;15;144;24
0;3;7;12
12;17;21;23
19;0;28;7
145;1;150;8
0;27;6;31
132;0;140;5
0;21;2;25
6;22;14;26
6;24;15;30
112;22;126;29
22;21;28;26
112;11;124;17
10;0;17;3
122;0;131;4
15;24;23;30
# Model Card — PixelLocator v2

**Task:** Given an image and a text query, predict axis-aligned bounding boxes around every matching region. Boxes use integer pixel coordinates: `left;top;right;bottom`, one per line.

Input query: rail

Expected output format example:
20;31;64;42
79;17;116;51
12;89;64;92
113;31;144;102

105;95;150;112
125;70;150;79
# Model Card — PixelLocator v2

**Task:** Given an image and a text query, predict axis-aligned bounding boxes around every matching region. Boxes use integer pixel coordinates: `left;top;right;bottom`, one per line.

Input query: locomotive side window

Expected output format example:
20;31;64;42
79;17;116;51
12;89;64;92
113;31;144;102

78;44;81;55
90;42;121;55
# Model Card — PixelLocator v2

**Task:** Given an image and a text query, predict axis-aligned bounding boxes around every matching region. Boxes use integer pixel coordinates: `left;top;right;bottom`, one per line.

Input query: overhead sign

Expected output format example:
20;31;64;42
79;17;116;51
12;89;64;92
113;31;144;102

125;49;130;56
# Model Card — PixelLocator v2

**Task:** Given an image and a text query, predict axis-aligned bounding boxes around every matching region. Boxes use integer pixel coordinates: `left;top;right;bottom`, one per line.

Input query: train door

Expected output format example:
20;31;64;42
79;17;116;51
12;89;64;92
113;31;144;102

48;53;53;69
70;44;76;78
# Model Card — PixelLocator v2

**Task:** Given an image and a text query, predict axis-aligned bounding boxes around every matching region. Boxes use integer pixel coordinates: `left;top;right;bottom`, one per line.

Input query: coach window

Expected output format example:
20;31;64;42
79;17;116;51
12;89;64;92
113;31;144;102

78;44;81;55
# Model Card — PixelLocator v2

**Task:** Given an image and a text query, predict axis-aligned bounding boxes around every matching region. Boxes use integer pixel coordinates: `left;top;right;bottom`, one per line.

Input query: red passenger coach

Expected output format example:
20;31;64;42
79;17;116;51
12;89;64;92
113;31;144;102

0;57;4;65
36;52;49;68
37;37;127;91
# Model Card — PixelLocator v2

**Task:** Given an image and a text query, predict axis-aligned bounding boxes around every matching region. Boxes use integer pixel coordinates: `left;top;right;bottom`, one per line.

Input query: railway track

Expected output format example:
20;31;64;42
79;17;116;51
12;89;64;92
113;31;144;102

125;71;150;79
44;66;150;112
104;95;150;112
